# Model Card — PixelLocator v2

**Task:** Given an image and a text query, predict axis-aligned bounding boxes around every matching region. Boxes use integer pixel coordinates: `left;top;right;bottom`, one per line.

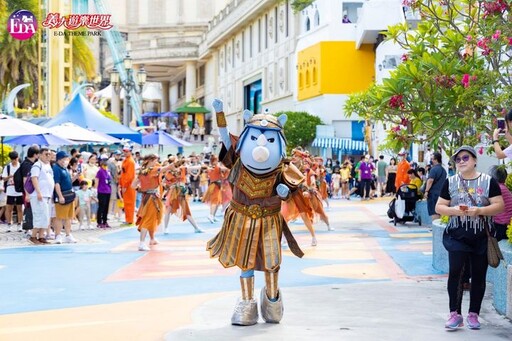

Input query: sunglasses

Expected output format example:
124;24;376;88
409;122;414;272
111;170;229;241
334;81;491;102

455;155;471;164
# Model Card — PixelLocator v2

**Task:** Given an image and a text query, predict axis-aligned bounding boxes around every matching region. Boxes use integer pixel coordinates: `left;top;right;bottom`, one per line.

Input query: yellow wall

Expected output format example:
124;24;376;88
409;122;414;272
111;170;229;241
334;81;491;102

297;42;375;101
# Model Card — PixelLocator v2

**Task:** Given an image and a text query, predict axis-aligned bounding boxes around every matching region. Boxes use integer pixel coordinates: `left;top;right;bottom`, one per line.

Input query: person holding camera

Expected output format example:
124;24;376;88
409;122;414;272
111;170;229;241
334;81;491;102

492;109;512;159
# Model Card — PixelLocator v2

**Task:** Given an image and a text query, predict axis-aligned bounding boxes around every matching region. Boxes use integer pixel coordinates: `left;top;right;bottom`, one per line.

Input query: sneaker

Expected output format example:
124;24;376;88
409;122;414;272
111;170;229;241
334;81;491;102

17;224;22;232
194;227;205;233
164;227;170;235
104;223;111;228
138;243;150;251
64;234;77;243
208;215;215;224
467;312;481;329
445;311;464;329
79;224;84;230
311;237;317;246
55;234;63;244
327;226;335;231
149;239;159;245
29;237;41;245
38;238;49;244
47;231;55;240
6;224;12;232
97;224;105;229
89;225;95;230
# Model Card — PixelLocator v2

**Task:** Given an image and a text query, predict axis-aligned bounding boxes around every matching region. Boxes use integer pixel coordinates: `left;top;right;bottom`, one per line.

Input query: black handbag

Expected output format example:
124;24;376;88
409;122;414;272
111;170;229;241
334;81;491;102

54;189;76;205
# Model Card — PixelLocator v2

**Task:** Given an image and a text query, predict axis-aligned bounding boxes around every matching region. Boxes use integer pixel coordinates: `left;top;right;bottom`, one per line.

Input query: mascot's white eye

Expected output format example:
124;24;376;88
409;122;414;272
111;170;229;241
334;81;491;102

267;138;275;143
251;135;257;141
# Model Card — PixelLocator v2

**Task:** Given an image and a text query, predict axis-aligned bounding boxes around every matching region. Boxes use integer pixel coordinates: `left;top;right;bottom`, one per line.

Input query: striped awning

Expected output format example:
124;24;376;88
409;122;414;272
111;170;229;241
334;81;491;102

312;137;368;152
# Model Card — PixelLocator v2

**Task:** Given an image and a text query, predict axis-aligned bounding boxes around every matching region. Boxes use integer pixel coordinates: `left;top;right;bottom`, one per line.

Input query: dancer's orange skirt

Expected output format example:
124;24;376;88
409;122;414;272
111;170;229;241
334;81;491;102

165;186;191;221
202;182;223;205
136;193;163;233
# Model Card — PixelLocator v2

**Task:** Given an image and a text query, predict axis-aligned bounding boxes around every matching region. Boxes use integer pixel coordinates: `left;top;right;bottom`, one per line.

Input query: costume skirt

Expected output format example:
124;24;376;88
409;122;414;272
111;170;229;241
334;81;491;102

136;193;163;233
202;182;223;205
165;186;191;221
207;207;283;272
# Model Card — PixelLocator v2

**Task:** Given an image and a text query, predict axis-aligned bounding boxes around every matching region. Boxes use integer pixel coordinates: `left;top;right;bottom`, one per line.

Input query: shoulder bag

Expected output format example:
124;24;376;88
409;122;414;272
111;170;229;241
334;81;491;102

459;175;503;268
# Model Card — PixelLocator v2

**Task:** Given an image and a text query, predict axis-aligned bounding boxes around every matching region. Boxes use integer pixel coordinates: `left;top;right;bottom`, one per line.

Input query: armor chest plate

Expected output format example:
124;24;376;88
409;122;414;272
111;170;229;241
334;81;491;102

236;167;277;200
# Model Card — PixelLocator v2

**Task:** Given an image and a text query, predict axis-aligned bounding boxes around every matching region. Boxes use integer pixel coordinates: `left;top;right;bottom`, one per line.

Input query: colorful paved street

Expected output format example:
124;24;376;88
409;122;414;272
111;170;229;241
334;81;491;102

0;198;511;340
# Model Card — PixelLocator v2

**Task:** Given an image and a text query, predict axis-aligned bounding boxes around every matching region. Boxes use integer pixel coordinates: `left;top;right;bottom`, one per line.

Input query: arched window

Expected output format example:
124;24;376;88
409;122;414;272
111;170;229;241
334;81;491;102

306;70;310;87
312;67;317;84
299;72;304;89
314;10;320;26
305;17;310;32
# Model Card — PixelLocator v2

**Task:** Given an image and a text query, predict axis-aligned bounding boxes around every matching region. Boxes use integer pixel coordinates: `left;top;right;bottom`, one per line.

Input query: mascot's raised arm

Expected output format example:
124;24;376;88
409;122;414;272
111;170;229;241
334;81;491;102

207;98;305;326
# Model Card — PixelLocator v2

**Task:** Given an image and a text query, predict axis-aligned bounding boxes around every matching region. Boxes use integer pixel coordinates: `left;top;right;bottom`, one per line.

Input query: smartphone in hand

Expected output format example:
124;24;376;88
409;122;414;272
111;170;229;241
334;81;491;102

498;118;506;135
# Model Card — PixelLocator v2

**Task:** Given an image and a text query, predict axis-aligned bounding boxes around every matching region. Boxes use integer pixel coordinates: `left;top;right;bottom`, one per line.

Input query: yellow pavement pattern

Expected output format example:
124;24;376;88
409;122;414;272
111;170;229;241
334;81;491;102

0;293;225;341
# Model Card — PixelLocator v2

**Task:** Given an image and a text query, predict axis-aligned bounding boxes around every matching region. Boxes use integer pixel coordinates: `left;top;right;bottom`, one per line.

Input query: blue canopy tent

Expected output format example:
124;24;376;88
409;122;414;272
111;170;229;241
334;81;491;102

43;94;141;144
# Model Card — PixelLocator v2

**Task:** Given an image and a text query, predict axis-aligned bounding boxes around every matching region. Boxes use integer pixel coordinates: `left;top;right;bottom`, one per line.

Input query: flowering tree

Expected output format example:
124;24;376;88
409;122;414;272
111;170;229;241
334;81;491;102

345;0;512;154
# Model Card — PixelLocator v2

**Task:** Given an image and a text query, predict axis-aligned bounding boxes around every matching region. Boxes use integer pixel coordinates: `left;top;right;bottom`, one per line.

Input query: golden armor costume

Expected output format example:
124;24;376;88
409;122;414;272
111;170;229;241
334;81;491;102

207;152;304;271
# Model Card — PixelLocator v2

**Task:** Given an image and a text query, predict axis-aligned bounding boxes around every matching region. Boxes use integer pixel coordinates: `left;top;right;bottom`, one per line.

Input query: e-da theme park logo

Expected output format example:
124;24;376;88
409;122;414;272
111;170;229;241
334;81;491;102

7;10;37;40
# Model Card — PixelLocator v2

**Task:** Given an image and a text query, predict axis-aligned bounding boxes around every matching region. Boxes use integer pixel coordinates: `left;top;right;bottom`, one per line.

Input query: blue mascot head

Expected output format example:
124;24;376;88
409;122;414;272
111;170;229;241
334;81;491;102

236;109;287;175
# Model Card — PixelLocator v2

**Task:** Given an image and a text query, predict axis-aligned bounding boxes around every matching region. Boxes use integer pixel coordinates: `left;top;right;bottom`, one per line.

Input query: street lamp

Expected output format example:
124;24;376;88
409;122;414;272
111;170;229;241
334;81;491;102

110;52;147;126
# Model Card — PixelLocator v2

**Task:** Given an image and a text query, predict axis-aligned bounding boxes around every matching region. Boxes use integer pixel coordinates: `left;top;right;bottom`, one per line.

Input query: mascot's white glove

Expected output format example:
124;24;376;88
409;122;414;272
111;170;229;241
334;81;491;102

277;184;290;199
212;99;223;113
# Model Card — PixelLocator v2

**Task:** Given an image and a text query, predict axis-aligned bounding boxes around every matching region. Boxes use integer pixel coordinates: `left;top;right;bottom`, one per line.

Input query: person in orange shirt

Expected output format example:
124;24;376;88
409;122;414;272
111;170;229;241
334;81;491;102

395;150;411;191
119;145;136;225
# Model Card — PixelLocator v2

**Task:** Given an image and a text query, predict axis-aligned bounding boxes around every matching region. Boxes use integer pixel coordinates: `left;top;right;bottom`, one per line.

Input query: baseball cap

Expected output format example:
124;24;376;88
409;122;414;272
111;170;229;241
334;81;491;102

56;151;70;160
114;150;122;155
451;145;477;161
122;144;132;151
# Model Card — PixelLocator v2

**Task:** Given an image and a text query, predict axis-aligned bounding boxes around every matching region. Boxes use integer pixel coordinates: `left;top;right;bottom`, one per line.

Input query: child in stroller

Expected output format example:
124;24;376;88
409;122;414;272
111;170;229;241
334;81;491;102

387;184;422;226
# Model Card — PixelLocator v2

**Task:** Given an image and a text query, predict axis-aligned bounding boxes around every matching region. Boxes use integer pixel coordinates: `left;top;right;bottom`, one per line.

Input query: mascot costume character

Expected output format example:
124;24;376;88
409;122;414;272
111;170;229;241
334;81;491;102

207;99;305;326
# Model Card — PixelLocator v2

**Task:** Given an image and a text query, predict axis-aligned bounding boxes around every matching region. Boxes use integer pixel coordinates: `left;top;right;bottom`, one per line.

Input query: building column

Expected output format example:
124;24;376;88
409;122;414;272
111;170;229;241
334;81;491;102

162;81;170;112
185;61;196;101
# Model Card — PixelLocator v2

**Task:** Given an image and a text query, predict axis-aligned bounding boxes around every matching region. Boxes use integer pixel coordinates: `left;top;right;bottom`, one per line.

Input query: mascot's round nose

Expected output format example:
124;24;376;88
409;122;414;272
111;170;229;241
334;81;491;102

252;146;270;162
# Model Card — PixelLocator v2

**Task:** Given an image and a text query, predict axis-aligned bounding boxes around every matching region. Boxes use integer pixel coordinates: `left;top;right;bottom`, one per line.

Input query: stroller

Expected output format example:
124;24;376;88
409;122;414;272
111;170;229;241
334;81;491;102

387;184;422;226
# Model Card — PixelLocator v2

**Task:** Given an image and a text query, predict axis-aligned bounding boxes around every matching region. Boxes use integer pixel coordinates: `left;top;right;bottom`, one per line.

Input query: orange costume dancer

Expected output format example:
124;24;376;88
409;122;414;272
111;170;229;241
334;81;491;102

304;165;331;230
202;156;224;223
133;154;170;251
163;159;203;233
119;145;136;225
395;151;411;190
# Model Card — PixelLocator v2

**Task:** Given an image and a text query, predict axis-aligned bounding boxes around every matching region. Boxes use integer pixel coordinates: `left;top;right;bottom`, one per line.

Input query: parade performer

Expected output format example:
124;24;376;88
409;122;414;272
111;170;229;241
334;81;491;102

304;159;332;230
207;99;305;326
132;154;173;251
202;155;224;222
162;157;203;234
119;145;136;225
281;149;320;246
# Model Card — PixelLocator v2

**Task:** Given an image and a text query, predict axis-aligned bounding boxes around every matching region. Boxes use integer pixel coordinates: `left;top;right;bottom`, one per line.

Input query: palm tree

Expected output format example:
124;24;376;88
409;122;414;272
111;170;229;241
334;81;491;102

0;0;96;108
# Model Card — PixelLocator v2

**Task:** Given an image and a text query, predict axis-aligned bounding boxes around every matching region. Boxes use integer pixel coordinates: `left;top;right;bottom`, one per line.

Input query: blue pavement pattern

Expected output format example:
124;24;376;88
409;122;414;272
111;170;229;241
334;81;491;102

0;198;511;340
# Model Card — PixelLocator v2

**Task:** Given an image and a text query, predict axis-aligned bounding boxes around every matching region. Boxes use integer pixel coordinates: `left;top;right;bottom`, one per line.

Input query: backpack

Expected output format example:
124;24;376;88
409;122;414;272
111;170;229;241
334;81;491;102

4;164;10;192
13;165;23;193
14;159;33;193
24;163;41;195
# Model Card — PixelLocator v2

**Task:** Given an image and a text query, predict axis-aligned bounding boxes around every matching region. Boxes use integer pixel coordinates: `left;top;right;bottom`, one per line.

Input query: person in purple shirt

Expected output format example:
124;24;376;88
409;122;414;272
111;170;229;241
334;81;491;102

95;154;112;228
359;155;374;200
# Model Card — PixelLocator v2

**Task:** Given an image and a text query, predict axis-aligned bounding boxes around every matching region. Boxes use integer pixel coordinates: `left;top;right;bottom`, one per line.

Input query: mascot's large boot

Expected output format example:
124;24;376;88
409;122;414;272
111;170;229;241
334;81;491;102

260;271;283;323
231;276;258;326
